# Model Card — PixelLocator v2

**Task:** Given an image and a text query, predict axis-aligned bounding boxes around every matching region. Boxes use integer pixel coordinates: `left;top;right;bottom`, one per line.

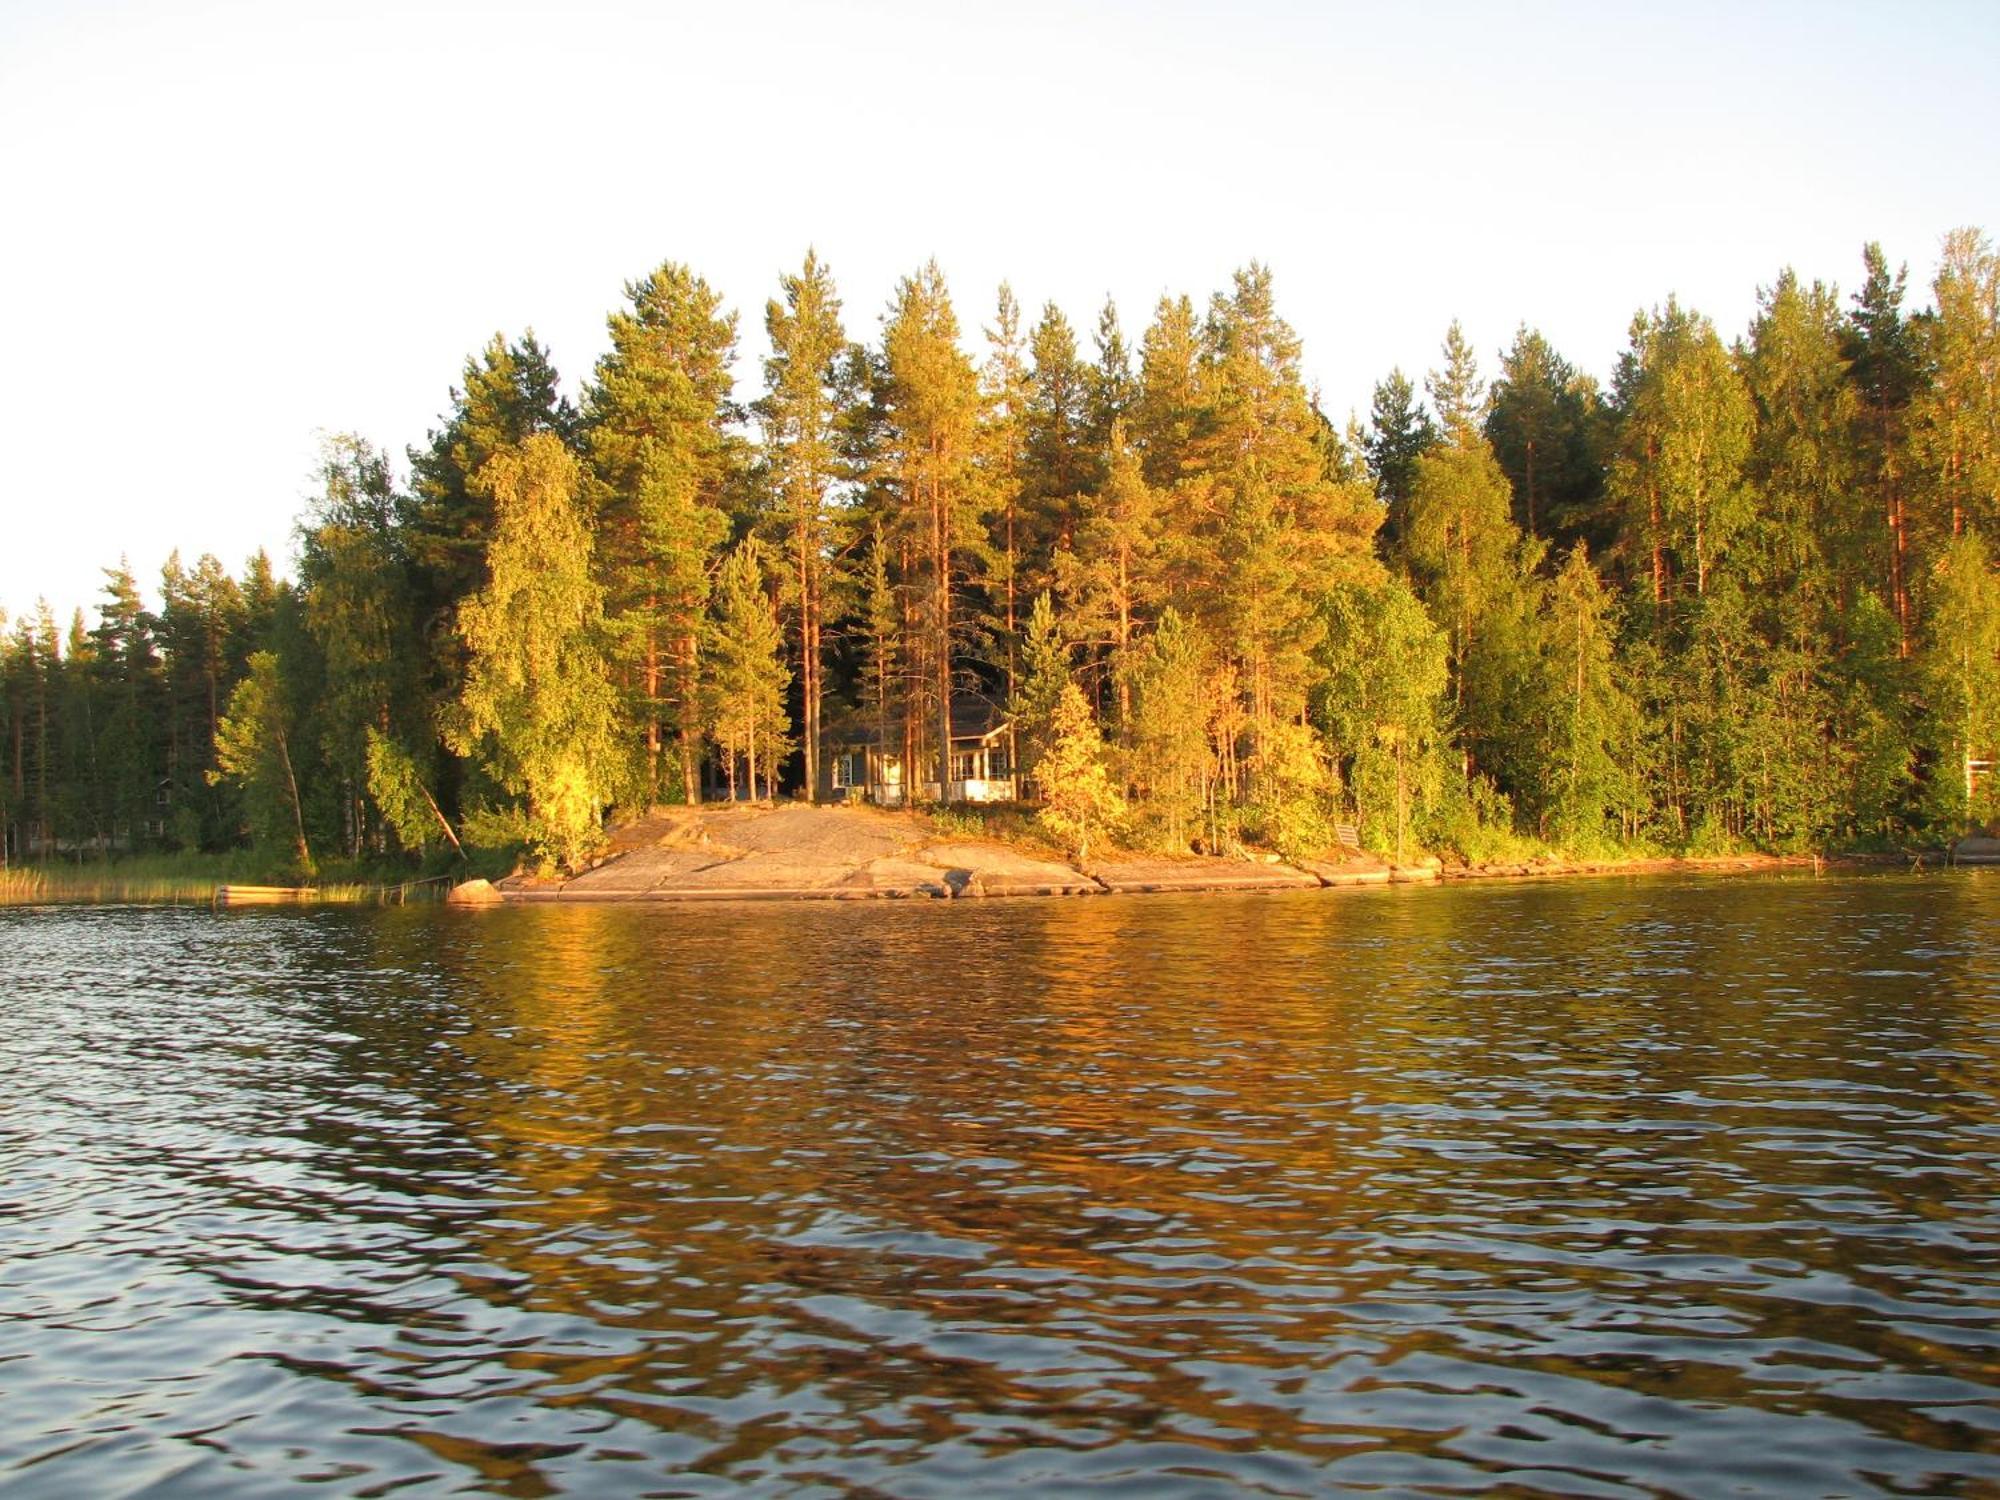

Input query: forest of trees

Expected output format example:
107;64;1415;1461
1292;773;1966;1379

4;233;1998;874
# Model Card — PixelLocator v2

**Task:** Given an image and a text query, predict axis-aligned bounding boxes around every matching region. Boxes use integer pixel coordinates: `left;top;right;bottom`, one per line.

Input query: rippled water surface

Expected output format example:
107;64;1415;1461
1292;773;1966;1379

5;872;2000;1497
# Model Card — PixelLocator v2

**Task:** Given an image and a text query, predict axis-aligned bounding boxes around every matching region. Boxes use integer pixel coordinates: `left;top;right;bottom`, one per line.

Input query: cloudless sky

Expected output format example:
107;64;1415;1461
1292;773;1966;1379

2;0;1996;621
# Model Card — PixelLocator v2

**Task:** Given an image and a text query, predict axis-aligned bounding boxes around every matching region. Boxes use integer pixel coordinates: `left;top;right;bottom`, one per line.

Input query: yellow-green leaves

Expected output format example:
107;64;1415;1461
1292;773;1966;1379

448;436;620;872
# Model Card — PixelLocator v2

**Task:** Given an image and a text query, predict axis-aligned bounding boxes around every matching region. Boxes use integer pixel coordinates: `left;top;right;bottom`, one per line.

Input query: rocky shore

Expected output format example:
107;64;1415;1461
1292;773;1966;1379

448;804;1886;907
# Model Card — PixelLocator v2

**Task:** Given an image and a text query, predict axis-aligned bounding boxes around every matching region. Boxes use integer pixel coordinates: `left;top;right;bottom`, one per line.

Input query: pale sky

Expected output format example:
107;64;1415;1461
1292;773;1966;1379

3;0;1996;624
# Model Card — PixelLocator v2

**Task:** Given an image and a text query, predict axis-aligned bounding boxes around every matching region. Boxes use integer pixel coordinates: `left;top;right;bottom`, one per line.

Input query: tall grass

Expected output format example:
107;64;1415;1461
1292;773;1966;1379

0;851;462;907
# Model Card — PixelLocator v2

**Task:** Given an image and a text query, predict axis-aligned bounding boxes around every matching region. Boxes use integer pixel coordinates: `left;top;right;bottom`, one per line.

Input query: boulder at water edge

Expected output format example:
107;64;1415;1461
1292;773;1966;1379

446;878;505;906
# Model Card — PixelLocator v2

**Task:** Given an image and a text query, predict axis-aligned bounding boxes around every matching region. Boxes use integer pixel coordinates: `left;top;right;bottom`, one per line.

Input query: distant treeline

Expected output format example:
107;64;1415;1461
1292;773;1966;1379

4;235;1998;872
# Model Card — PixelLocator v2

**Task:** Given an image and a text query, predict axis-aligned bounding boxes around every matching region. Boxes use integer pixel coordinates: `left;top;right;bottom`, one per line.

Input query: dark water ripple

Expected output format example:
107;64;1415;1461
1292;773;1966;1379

3;872;1999;1496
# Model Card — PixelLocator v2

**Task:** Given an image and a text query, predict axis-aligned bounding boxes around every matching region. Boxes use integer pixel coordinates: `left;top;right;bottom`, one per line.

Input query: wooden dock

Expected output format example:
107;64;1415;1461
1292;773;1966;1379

215;885;319;906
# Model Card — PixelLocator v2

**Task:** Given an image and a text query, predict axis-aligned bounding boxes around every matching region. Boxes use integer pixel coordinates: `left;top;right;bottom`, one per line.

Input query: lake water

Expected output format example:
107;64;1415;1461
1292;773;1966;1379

4;872;1999;1497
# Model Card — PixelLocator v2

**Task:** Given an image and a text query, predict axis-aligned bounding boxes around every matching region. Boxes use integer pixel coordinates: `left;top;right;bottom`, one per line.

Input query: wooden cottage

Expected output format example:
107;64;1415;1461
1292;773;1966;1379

828;703;1017;806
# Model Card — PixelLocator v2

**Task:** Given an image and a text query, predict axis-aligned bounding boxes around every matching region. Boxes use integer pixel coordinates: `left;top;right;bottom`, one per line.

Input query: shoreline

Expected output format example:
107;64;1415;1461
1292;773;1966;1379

468;805;1937;908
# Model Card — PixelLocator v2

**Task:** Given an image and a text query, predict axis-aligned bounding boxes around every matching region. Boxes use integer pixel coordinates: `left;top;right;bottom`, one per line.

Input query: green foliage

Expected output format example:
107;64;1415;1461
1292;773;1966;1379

1011;591;1071;774
704;538;792;800
881;259;988;799
756;249;851;801
364;727;438;853
1914;231;2000;544
1036;681;1124;861
1917;530;2000;835
1426;320;1486;441
1832;593;1916;841
1364;367;1437;530
444;435;621;873
1608;299;1754;611
1126;607;1212;850
1485;325;1609;547
1249;718;1335;861
16;235;2000;872
586;260;740;805
1541;544;1637;850
1315;578;1451;862
210;650;312;873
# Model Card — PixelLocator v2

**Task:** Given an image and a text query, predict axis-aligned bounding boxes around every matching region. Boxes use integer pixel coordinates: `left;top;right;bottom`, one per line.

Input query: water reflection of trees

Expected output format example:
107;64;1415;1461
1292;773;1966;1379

264;880;2000;1484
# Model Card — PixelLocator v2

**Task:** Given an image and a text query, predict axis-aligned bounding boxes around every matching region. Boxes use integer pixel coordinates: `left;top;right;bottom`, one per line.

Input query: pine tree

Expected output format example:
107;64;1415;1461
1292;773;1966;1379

1913;229;2000;545
1060;418;1162;733
1187;264;1377;794
704;538;792;801
756;249;850;801
1426;320;1486;441
982;284;1032;759
880;261;985;803
1485;326;1607;545
585;261;739;804
1133;294;1203;492
856;523;900;796
1127;607;1212;849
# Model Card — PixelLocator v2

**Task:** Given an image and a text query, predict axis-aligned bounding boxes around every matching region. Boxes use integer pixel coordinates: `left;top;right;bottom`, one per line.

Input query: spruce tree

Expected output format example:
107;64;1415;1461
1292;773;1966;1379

1023;302;1092;573
1844;245;1926;655
407;332;578;637
1364;368;1437;539
1426;320;1486;440
1036;681;1123;861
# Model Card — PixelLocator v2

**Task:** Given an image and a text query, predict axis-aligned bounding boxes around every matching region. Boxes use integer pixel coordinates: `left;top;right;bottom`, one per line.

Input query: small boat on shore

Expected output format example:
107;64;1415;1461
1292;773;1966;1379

1951;836;2000;866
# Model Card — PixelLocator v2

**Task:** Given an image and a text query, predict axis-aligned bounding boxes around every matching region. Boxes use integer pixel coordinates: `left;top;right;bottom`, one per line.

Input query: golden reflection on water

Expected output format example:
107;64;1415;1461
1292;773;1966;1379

34;871;1980;1495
